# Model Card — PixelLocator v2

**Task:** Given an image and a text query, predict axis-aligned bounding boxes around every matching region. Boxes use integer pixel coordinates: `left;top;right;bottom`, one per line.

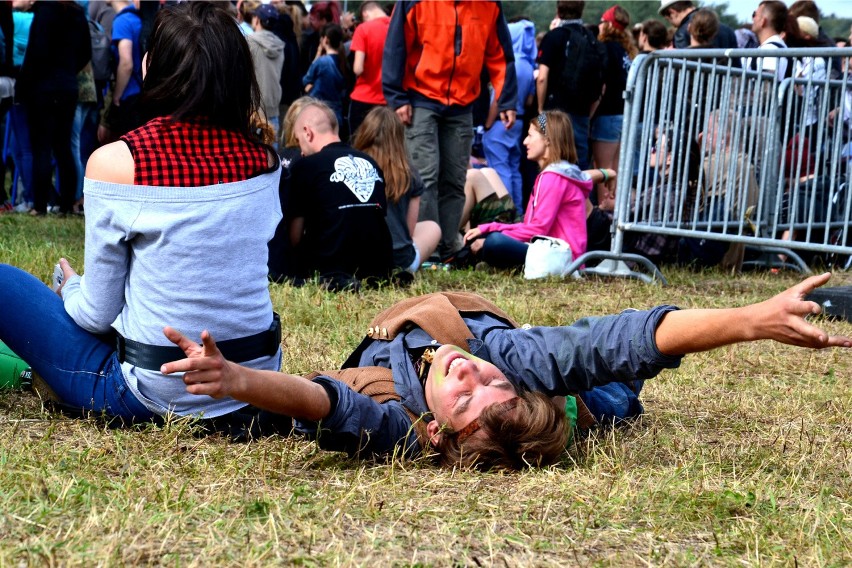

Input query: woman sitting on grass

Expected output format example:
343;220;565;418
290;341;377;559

0;1;287;436
351;106;440;274
461;111;614;270
160;274;850;470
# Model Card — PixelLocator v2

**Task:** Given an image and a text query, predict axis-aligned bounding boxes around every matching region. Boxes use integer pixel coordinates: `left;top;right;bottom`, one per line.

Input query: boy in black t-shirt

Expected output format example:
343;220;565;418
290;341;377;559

287;101;393;290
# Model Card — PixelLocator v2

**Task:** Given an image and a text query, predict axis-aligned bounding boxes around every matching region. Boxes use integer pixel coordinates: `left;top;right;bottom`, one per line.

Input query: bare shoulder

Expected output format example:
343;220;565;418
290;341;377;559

85;141;135;184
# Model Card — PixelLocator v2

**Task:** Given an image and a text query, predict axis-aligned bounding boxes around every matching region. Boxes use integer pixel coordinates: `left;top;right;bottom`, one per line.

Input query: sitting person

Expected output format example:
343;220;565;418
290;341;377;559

160;273;849;470
461;111;614;269
286;100;394;290
351;107;440;273
0;2;286;432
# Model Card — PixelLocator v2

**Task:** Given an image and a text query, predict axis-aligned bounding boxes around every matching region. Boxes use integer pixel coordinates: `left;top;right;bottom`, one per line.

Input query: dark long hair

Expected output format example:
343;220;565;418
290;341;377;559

138;1;262;138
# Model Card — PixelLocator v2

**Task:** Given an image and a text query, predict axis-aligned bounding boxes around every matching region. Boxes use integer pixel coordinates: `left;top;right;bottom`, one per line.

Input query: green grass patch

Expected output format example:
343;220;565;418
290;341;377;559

0;215;850;565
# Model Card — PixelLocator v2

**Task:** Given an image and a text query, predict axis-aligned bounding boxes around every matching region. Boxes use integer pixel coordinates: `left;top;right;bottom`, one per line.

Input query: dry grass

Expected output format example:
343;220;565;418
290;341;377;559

0;215;850;566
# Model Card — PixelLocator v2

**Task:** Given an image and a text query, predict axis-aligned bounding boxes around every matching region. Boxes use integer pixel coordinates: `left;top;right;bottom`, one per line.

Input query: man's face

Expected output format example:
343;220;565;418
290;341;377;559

752;6;765;34
424;345;517;436
662;7;684;28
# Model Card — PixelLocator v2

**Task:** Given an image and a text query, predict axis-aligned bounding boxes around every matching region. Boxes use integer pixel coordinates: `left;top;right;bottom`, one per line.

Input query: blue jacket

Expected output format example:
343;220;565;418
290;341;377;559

294;298;682;458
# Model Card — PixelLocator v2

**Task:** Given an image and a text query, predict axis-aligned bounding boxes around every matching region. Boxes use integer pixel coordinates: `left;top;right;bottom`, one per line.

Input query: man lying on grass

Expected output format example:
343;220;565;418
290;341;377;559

161;273;850;470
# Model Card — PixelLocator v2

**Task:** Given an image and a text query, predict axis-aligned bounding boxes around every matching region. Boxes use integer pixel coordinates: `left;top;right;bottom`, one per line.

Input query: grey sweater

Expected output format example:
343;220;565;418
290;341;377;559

62;169;283;417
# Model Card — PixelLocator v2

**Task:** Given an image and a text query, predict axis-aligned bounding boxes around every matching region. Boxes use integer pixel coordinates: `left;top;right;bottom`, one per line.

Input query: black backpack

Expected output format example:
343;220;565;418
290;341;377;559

88;19;111;82
548;23;607;115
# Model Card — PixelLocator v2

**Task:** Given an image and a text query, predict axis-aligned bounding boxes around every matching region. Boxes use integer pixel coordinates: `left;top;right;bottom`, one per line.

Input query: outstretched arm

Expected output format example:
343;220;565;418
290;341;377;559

160;328;330;421
656;273;851;356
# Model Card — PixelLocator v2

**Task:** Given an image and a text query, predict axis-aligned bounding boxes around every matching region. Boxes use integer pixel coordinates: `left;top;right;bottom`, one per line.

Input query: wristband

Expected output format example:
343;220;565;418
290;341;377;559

599;168;609;182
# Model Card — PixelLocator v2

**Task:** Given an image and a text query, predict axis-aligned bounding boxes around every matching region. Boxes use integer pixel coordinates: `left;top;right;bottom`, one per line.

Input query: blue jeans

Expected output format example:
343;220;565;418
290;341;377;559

71;102;100;201
0;264;155;421
8;104;34;204
579;380;645;424
483;120;524;215
406;107;473;258
568;112;591;171
478;231;529;268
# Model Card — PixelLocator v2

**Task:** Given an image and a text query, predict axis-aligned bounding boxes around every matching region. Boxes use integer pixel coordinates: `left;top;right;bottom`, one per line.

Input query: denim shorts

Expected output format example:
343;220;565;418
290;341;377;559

590;114;624;143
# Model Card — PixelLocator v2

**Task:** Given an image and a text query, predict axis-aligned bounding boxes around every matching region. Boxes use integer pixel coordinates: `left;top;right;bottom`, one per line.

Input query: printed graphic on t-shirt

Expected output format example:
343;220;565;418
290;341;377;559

329;155;384;203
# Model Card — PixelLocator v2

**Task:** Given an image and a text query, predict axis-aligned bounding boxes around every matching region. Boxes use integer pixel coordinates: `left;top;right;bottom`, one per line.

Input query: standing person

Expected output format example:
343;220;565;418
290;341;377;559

6;1;34;212
247;4;285;143
0;2;284;435
383;0;518;261
352;106;441;274
16;0;91;216
286;101;394;290
299;1;338;79
461;111;613;270
98;0;143;143
746;1;789;80
536;1;607;171
659;1;738;51
302;23;346;127
482;18;536;215
347;1;389;138
590;5;635;210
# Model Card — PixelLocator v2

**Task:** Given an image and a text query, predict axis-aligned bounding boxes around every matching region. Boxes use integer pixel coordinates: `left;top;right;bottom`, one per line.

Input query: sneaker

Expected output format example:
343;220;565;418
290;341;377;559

47;205;61;214
13;201;33;213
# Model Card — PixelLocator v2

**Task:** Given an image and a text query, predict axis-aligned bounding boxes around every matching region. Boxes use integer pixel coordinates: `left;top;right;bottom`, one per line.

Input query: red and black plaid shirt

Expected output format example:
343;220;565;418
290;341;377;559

121;117;271;187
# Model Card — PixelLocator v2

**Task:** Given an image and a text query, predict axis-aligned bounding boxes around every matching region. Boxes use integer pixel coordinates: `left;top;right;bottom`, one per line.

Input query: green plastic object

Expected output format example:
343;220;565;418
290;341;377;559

0;340;29;389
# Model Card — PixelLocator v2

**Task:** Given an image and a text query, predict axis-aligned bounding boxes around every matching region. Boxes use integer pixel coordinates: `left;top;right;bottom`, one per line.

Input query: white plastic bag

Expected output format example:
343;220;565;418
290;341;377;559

523;235;573;280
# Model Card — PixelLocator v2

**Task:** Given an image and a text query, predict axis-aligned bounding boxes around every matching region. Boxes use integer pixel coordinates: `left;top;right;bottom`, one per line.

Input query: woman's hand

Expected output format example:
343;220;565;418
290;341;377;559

55;257;77;296
463;227;486;253
160;327;244;398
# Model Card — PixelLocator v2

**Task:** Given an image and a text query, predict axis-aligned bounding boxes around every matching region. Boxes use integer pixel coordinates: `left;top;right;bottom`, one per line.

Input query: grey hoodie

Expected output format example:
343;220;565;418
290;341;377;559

247;30;285;119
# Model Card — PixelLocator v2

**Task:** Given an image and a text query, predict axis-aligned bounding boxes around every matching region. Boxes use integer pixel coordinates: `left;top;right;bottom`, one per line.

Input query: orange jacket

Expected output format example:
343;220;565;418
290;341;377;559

382;0;517;111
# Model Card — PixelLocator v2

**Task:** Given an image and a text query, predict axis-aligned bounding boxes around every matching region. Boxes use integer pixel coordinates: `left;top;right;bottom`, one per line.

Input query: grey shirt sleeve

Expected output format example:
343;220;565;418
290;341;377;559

293;376;422;458
482;306;683;395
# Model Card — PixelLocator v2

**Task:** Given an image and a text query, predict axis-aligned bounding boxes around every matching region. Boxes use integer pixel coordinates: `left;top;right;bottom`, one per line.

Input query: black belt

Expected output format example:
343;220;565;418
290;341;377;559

116;313;281;371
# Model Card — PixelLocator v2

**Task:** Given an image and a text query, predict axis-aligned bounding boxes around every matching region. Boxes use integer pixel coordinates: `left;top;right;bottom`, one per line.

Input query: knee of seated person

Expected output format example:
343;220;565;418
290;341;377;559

435;390;569;471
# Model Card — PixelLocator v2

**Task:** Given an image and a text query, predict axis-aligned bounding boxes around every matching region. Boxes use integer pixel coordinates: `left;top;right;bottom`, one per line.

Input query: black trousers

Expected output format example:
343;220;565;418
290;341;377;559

26;91;78;214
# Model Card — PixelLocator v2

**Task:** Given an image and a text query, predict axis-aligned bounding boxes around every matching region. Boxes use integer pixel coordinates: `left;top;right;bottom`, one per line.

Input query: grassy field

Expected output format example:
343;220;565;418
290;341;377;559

0;214;849;566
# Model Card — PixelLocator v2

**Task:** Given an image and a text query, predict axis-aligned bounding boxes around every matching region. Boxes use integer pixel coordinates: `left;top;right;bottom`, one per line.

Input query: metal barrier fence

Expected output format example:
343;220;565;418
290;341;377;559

571;48;852;283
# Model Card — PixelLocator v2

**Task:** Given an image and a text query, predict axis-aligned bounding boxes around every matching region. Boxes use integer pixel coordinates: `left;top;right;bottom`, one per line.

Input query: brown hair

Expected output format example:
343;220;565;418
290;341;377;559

688;8;719;46
352;106;412;204
789;0;819;23
641;19;668;50
599;5;637;59
556;1;585;20
759;1;789;34
536;110;578;168
436;391;570;471
282;96;318;149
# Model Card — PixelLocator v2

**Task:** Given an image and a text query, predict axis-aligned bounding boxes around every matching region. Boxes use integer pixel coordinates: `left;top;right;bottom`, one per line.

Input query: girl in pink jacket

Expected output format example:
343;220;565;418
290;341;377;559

464;111;613;268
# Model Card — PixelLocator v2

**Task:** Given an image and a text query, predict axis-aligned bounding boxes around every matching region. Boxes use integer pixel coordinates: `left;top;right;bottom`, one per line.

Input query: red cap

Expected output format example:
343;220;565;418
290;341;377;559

601;6;626;31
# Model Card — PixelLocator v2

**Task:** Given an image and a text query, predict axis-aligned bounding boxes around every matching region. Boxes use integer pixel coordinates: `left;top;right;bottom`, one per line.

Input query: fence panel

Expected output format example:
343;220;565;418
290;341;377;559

571;48;852;283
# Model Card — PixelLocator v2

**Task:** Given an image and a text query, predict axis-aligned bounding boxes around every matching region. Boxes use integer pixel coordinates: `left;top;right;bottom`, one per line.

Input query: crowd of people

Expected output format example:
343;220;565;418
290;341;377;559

3;0;849;278
0;1;849;471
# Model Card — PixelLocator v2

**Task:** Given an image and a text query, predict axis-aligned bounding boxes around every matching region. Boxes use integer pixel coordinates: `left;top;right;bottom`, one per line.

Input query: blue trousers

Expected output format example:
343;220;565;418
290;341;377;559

477;231;529;268
0;264;154;420
483;120;524;214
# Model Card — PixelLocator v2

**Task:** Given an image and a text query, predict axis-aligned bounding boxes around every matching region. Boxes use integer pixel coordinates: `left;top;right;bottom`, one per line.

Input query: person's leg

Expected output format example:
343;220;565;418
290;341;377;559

436;111;473;257
461;168;507;229
26;99;53;214
71;103;85;203
0;265;154;420
482;120;524;213
477;231;529;268
405;107;441;227
49;93;79;213
590;114;623;208
568;113;591;171
411;220;441;265
347;99;375;141
9;104;34;207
